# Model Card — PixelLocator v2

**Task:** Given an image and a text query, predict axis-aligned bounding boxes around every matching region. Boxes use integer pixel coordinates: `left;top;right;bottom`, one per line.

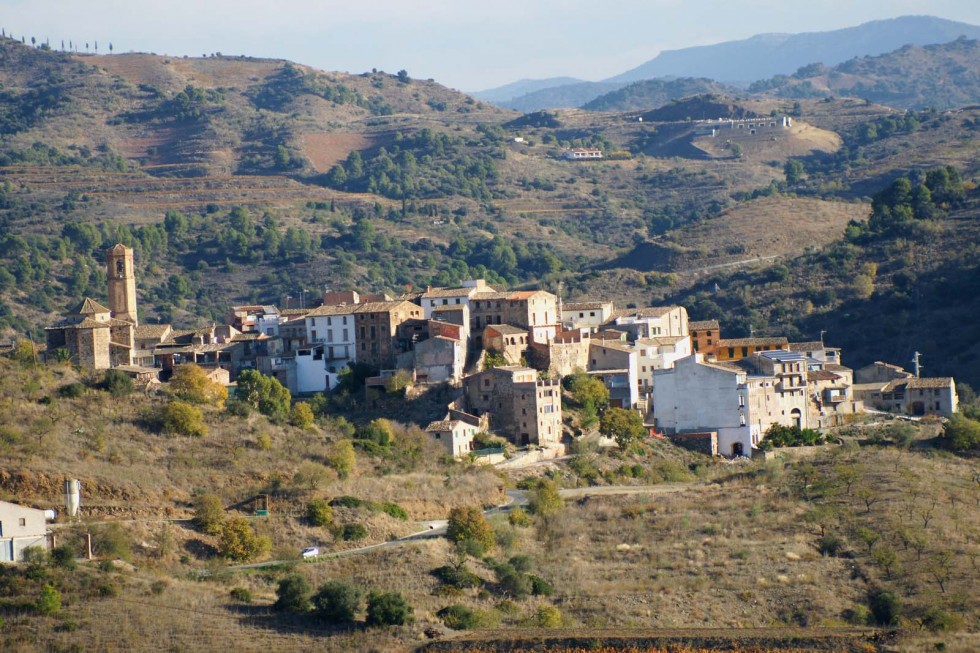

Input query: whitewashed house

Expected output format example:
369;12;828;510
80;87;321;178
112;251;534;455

0;501;52;562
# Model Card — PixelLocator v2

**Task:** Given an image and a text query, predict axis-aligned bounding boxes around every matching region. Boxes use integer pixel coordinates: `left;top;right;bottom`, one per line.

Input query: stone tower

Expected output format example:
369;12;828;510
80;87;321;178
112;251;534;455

106;244;138;325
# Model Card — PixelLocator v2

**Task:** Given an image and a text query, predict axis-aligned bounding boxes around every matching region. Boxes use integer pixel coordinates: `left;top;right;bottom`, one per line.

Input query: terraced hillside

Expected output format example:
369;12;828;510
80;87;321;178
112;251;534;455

0;37;978;383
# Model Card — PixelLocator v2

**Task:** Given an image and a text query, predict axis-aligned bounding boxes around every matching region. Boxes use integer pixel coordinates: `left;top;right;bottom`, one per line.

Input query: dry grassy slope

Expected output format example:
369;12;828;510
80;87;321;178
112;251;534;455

4;432;976;652
0;360;503;526
671;196;868;263
1;40;512;176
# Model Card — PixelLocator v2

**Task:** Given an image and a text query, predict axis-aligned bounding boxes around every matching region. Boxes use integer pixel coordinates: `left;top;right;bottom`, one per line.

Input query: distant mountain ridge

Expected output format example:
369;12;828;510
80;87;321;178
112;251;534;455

750;37;980;110
485;15;980;112
470;77;584;103
582;78;737;112
607;15;980;84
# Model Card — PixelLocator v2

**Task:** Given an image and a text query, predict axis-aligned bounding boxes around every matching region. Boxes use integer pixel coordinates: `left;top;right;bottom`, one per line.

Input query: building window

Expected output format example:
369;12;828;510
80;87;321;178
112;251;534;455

19;518;26;526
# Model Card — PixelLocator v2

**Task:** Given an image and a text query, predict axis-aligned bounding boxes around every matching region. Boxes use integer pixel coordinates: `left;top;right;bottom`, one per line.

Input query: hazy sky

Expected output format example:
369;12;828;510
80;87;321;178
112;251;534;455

3;1;979;91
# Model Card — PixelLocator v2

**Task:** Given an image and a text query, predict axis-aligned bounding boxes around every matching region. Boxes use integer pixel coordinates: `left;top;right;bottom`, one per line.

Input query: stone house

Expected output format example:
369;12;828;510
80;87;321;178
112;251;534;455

464;366;562;446
710;337;789;361
527;328;590;378
635;335;692;394
305;304;357;380
611;305;689;340
469;290;558;347
484;324;529;365
588;340;639;409
351;300;424;370
688;319;720;354
562;301;615;331
807;368;859;428
133;324;173;366
46;243;143;370
425;419;480;458
0;501;51;562
416;279;494;320
653;352;813;458
853;361;958;417
45;298;135;369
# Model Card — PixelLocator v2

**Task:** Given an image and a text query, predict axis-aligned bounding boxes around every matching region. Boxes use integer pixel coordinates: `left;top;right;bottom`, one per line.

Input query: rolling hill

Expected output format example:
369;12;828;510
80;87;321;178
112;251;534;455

749;37;980;110
0;36;978;384
607;15;980;84
485;16;980;113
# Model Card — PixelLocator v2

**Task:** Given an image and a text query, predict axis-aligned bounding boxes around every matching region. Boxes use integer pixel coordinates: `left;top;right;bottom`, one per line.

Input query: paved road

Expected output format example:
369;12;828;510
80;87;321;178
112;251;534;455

229;483;696;571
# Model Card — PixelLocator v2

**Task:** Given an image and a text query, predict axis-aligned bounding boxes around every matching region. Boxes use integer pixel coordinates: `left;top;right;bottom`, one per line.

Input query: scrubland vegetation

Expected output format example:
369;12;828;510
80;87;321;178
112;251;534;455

1;347;977;651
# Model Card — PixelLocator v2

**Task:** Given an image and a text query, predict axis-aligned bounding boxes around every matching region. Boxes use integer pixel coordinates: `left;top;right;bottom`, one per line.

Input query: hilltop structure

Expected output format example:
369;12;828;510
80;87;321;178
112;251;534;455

45;244;139;369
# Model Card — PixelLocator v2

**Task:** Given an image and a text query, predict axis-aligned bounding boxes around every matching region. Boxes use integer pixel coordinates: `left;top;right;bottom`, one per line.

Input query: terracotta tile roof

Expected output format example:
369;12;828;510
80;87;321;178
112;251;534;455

134;324;172;339
907;377;954;389
636;335;688;346
73;317;111;329
716;337;789;347
421;286;486;299
485;324;527;336
590;340;635;354
74;298;111;315
808;370;841;382
564;301;612;312
352;300;419;314
425;420;460;432
789;341;825;352
824;364;851;372
306;304;358;317
614;306;681;319
689;320;720;331
279;308;311;317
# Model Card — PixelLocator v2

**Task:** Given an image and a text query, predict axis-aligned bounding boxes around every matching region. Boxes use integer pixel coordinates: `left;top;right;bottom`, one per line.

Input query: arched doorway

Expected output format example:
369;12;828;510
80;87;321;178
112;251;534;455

791;408;802;429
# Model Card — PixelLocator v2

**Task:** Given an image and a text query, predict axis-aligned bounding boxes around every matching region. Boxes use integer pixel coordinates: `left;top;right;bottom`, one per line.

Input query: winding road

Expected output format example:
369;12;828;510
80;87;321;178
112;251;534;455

229;483;696;571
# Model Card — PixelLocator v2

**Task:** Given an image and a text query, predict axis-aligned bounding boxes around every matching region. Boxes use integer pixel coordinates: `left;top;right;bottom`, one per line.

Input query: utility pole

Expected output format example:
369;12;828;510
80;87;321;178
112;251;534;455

912;351;922;378
819;329;826;345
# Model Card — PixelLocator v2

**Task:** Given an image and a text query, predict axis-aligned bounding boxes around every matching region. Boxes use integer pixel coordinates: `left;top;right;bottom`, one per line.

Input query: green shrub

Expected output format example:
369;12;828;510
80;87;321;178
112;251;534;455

306;499;334;527
162;400;208;437
102;369;133;397
529;574;554;596
230;587;253;603
437;604;479;630
312;580;362;624
218;517;271;562
844;605;871;625
330;496;365;509
58;382;86;398
35;584;61;615
193;493;225;535
493;563;531;600
379;502;408;520
341;523;368;541
432;565;481;589
98;581;119;597
446;506;495;556
532;604;563;628
817;534;844;557
274;574;312;612
50;545;76;571
507;508;531;527
869;589;901;626
366;590;412;627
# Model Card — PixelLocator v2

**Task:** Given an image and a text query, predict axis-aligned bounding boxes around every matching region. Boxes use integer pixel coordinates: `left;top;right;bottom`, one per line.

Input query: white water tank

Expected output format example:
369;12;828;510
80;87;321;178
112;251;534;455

64;479;81;518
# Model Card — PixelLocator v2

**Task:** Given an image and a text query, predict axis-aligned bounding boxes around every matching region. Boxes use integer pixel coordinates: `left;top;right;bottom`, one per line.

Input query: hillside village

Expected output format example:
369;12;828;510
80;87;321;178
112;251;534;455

43;244;959;463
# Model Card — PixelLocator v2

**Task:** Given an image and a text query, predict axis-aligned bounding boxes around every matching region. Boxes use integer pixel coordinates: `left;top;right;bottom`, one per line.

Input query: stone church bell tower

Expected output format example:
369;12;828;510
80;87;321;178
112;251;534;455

106;244;138;326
